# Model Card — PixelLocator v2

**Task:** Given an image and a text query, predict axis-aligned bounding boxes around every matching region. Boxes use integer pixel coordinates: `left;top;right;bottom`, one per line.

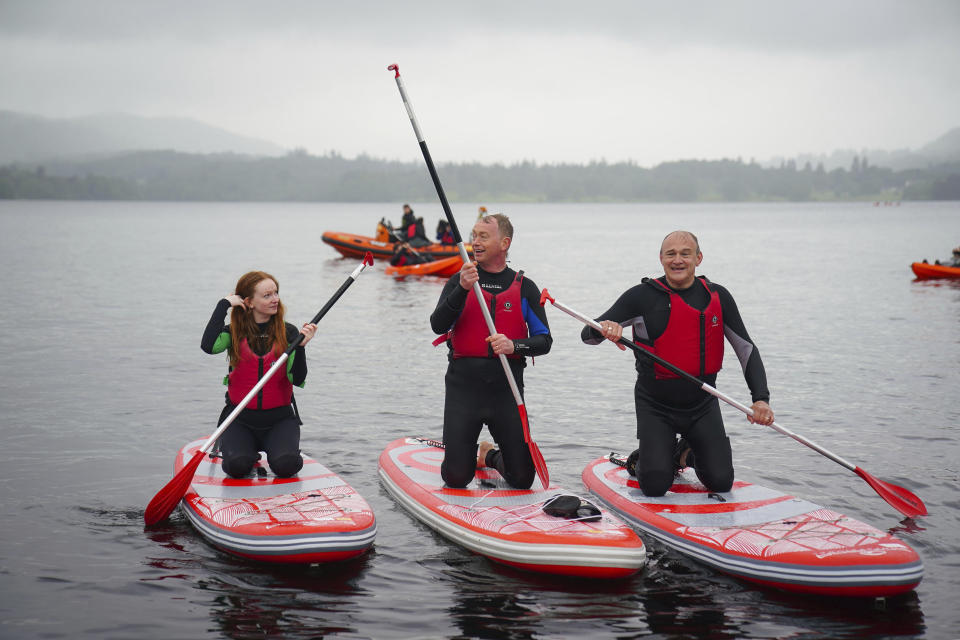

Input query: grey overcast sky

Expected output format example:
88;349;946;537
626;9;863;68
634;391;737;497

2;0;958;166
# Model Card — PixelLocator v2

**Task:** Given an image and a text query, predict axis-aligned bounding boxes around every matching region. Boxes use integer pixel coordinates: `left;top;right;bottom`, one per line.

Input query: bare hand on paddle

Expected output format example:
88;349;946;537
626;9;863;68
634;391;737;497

748;400;775;425
299;323;318;346
486;333;515;356
459;261;479;290
597;320;627;351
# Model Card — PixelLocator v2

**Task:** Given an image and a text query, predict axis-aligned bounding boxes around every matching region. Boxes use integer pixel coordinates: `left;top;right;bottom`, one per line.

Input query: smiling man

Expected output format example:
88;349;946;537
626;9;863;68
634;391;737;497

430;213;552;489
581;230;773;497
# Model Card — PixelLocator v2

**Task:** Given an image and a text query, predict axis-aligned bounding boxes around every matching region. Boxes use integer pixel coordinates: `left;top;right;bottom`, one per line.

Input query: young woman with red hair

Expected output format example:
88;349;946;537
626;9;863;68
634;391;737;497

200;271;317;478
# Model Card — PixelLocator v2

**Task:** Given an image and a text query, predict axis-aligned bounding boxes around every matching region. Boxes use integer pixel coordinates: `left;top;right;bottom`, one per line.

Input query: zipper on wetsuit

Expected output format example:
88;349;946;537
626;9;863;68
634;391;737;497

699;311;706;376
487;294;497;358
256;356;264;409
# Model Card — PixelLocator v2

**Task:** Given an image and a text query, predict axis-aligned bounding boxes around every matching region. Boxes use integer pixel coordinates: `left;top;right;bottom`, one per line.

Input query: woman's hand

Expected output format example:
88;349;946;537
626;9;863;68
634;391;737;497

299;323;318;346
225;294;245;308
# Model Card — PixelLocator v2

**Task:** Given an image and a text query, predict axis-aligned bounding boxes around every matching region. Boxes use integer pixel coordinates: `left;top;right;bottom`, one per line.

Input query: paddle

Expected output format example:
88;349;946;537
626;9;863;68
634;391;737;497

538;288;927;519
387;63;549;490
144;253;375;526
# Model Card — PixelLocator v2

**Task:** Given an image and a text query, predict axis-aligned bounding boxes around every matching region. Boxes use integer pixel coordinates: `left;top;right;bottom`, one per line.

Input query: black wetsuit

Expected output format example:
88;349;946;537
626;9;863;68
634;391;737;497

201;299;307;478
430;266;552;489
582;276;769;496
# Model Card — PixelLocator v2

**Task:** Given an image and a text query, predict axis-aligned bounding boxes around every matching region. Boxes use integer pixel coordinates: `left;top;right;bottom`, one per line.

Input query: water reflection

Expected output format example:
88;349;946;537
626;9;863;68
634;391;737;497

200;561;369;640
143;514;373;640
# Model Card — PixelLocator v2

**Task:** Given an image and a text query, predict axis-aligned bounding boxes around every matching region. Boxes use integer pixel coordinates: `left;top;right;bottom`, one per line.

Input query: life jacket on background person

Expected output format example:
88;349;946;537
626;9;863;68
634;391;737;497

638;277;724;379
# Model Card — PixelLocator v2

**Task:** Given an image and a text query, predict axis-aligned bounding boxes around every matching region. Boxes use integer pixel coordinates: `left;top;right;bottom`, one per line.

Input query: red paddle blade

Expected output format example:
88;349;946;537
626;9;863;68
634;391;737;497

530;442;549;490
854;467;928;518
517;404;549;489
143;450;205;526
363;251;374;266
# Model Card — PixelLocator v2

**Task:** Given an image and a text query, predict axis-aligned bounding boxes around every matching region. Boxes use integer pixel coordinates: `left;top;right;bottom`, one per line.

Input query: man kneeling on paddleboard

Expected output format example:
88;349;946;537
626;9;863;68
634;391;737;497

430;213;552;489
583;230;774;497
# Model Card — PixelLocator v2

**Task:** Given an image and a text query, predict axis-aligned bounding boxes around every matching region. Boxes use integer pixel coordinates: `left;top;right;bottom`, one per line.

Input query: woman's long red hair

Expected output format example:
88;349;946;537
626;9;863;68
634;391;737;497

228;271;287;367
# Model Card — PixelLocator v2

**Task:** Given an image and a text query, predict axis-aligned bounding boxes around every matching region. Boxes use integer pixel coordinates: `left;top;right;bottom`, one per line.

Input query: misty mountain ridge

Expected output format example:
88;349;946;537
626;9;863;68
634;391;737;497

0;110;286;164
766;128;960;172
2;108;958;170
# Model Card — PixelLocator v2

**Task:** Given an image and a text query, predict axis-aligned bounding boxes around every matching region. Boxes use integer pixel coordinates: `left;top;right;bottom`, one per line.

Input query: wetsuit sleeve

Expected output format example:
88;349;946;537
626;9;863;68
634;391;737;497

715;285;770;403
430;275;469;334
201;298;232;354
285;323;308;387
516;277;552;356
580;284;647;344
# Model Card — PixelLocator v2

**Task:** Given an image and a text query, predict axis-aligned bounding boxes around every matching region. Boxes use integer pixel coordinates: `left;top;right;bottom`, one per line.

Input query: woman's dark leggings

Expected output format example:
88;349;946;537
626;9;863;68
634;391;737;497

634;389;733;497
218;411;303;479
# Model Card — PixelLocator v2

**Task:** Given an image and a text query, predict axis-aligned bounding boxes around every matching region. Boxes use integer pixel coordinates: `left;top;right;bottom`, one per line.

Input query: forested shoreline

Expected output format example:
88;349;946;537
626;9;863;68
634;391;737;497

2;150;959;202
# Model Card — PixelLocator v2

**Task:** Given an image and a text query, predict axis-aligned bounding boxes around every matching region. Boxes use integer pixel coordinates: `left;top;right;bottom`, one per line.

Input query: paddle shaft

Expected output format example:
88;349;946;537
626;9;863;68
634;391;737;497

548;297;859;472
388;65;525;413
197;257;373;455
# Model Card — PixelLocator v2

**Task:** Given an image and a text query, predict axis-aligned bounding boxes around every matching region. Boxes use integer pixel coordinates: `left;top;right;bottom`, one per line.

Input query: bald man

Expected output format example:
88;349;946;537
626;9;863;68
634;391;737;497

582;231;773;497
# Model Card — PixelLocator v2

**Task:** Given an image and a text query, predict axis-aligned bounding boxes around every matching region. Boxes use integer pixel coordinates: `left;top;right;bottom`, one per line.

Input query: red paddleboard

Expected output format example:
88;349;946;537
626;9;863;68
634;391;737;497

583;453;923;597
378;437;646;578
175;439;376;564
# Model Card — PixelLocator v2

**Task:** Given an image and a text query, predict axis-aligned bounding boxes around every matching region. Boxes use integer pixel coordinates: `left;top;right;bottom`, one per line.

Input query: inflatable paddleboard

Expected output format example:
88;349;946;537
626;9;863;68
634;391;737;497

378;437;646;578
583;453;923;597
175;439;376;564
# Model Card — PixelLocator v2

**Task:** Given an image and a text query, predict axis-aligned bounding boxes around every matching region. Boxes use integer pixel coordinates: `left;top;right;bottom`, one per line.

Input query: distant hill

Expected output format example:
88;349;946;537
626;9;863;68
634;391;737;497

770;127;960;172
0;110;286;163
918;127;960;162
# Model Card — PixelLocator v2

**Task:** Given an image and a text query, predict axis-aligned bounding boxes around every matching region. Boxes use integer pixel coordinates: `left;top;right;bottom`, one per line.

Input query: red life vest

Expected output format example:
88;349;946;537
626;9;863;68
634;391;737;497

639;277;724;379
227;338;293;409
442;272;528;359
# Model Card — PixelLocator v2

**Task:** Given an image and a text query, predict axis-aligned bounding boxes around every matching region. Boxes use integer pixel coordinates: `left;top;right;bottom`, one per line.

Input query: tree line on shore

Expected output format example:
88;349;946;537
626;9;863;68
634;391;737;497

1;149;958;201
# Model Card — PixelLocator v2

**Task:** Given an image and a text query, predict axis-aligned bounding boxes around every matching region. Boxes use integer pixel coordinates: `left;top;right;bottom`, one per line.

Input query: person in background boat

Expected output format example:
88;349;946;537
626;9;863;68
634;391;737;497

430;213;552;490
400;204;430;247
582;230;773;497
200;271;317;479
390;241;429;267
935;246;960;267
436;219;455;245
477;205;487;220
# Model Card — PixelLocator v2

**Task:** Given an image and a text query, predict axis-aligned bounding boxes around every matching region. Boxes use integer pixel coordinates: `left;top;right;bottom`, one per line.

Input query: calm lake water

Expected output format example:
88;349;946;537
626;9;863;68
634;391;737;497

0;200;958;639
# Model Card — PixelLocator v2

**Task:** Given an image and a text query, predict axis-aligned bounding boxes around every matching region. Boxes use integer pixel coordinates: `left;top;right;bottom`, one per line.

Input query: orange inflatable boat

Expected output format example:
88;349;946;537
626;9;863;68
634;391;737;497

322;221;469;261
911;261;960;280
385;255;463;278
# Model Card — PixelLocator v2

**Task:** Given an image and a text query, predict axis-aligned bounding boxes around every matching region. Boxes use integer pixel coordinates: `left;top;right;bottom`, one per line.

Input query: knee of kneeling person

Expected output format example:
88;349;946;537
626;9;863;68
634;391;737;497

441;466;474;489
505;468;535;491
269;452;303;478
222;455;257;479
700;468;734;493
639;470;673;497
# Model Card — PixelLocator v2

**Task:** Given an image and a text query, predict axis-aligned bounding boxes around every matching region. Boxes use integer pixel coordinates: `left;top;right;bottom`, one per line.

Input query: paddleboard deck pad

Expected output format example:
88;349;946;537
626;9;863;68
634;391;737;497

378;437;646;578
175;439;376;564
582;453;922;596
